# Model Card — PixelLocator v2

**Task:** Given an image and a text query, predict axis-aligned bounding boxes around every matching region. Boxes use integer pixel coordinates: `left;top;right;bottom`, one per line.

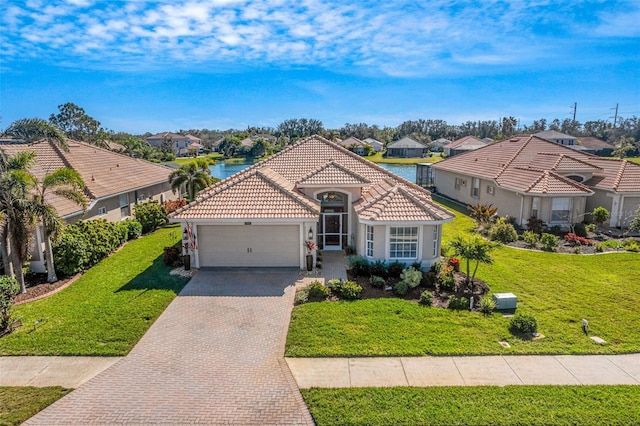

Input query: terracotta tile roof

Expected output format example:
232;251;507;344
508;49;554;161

577;136;613;149
524;169;594;195
0;140;173;217
443;136;486;149
298;161;371;186
434;135;639;194
337;137;366;148
172;135;453;222
355;178;454;222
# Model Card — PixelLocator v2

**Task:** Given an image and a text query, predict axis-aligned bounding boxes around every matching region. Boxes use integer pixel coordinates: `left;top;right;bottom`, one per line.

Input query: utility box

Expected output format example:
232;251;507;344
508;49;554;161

493;293;517;310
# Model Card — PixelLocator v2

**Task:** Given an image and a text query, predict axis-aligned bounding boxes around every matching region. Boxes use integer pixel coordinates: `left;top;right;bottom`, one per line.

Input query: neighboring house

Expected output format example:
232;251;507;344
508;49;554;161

577;137;615;156
430;138;451;152
442;136;487;157
431;135;640;228
363;137;384;152
187;142;204;155
169;135;453;269
481;137;494;144
386;137;429;158
337;137;368;155
146;132;202;156
534;130;577;146
239;138;255;148
0;140;178;272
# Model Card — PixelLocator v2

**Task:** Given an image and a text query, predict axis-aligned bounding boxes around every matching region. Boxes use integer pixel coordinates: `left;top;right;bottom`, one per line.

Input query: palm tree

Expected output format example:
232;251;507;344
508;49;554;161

4;118;68;150
0;151;38;293
448;235;496;288
32;168;87;283
168;158;217;202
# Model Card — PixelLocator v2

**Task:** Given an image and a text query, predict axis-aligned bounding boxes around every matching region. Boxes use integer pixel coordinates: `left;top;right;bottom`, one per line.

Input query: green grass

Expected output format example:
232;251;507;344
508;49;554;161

364;152;443;165
0;387;71;426
626;157;640;164
286;197;640;356
302;386;640;426
0;225;189;356
168;153;224;165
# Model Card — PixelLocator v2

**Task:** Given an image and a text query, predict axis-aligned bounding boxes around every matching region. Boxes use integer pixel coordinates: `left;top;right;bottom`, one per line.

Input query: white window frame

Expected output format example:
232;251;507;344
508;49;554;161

551;198;571;223
471;177;480;198
389;226;419;260
366;225;374;258
432;225;438;256
97;206;106;216
487;186;494;195
531;197;540;218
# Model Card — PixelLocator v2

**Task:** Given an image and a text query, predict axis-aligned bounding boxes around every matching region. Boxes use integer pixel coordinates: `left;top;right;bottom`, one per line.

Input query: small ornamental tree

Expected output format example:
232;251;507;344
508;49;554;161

447;235;496;287
592;206;610;228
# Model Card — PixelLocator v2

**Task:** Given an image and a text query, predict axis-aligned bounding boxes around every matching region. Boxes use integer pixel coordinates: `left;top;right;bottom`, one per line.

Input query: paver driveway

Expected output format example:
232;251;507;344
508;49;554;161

27;269;314;425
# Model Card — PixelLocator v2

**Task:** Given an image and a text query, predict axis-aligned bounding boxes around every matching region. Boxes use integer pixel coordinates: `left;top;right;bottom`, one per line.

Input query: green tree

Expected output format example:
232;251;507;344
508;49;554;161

49;102;109;148
447;235;496;287
591;206;610;228
4;118;68;151
630;206;640;233
32;168;87;283
168;158;218;202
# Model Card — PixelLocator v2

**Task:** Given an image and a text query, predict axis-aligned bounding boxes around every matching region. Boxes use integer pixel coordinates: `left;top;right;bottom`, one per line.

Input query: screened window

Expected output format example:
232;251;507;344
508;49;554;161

366;226;374;257
551;198;571;222
390;227;418;259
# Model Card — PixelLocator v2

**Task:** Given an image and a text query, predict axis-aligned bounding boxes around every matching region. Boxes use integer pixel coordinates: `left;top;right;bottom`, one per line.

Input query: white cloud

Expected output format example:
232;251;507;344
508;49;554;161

1;0;636;76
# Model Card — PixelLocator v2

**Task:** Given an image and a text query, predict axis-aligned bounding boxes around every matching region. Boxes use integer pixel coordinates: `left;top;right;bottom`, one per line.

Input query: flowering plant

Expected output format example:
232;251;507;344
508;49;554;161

447;257;460;272
305;240;317;253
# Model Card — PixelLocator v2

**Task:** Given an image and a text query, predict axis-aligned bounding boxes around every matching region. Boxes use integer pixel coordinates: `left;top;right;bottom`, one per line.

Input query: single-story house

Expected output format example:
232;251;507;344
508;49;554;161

430;138;451;152
534;130;577;146
386;137;429;158
1;140;178;272
442;136;487;157
431;135;640;228
363;138;384;152
577;137;614;156
337;137;368;155
146;132;202;156
169;135;453;269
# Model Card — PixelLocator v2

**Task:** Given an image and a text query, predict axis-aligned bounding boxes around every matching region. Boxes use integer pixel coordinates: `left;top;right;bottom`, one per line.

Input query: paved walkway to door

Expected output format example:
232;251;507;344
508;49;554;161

26;269;314;425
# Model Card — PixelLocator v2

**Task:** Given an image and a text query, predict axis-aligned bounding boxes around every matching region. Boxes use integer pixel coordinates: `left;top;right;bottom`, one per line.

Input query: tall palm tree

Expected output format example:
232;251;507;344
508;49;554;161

168;158;217;202
4;118;68;151
0;151;38;293
32;168;87;283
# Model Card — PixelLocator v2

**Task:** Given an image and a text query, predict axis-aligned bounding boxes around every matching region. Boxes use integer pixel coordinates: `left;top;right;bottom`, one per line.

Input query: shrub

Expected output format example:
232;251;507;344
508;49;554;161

0;275;20;334
163;198;187;214
573;247;581;254
370;260;387;278
348;256;371;277
340;280;363;300
163;245;182;266
540;233;559;251
595;243;604;253
134;200;167;233
410;261;423;271
522;230;539;248
490;218;518;243
369;275;386;288
387;261;404;278
585;223;597;233
573;222;588;238
437;264;456;292
307;280;330;298
294;289;309;305
447;257;460;272
564;233;593;246
448;295;469;310
479;296;496;315
326;278;343;290
592;206;610;226
509;314;538;335
122;219;143;240
394;280;409;296
53;231;90;276
467;203;498;226
526;217;545;234
601;240;622;249
419;290;433;306
622;239;640;252
430;262;442;274
421;271;436;288
400;267;423;289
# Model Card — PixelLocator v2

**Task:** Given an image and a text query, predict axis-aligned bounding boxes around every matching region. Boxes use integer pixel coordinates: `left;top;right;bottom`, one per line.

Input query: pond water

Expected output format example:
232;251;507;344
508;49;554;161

208;160;417;183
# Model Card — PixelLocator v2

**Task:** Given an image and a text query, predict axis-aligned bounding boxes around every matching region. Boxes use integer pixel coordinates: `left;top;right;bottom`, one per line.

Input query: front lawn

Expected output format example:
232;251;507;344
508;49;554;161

302;386;640;426
0;225;189;356
0;386;71;426
626;157;640;164
286;198;640;356
364;152;443;165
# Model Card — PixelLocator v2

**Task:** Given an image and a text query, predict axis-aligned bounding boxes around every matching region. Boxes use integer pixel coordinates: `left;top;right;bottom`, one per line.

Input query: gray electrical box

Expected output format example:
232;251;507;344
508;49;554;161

493;293;517;310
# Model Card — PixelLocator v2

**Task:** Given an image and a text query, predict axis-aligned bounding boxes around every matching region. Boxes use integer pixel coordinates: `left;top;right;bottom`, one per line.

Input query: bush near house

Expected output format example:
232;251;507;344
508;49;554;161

509;313;538;335
0;276;20;335
340;281;363;300
490;217;518;243
134;200;167;233
539;233;559;251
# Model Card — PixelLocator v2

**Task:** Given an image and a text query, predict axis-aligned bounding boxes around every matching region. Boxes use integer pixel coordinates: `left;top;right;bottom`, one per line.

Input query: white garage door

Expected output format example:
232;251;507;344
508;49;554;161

198;225;300;267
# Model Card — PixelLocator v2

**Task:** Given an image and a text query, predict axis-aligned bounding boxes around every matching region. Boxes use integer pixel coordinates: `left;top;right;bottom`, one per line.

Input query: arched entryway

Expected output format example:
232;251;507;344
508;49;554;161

316;191;349;250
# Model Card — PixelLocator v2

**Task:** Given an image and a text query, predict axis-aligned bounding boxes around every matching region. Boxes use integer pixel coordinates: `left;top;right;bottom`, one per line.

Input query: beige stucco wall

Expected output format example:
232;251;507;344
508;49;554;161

357;223;441;267
621;196;640;227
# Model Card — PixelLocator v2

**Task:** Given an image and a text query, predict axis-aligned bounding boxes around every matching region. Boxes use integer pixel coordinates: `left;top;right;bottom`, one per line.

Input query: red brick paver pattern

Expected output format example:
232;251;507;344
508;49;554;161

26;269;314;425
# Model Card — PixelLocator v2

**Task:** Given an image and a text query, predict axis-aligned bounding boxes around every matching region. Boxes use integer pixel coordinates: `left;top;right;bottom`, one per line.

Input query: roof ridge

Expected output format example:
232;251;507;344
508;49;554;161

298;159;371;184
612;160;628;191
49;140;98;200
494;135;531;179
525;170;547;193
396;185;444;217
255;168;319;213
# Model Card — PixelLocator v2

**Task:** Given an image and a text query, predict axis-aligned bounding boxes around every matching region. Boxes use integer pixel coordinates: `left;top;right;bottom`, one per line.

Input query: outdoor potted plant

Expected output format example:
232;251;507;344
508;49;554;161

183;243;191;271
305;240;317;271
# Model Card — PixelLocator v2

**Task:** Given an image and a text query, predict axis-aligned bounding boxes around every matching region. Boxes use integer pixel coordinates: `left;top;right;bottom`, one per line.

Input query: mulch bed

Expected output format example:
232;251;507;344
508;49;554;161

506;232;640;255
13;273;80;305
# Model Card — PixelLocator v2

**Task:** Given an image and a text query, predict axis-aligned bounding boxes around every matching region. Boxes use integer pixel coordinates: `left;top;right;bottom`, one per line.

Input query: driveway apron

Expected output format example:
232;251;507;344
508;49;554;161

26;269;314;425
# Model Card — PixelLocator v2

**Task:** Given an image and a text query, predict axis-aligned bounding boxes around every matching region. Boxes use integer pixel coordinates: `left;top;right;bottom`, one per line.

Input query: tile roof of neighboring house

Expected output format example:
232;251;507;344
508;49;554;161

187;142;203;149
443;136;487;149
239;138;254;147
171;135;453;222
338;137;366;148
363;138;383;146
185;134;201;142
433;135;640;194
577;136;614;150
0;140;173;218
534;130;577;141
146;132;186;140
387;137;428;149
431;138;452;146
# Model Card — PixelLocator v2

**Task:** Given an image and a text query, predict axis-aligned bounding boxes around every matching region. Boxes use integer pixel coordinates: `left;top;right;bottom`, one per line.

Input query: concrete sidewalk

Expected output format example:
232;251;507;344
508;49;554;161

0;356;122;388
286;354;640;388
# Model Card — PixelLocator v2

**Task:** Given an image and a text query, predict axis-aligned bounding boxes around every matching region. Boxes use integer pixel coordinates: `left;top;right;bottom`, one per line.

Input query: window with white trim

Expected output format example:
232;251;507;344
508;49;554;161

97;207;106;215
366;225;374;257
531;197;540;218
551;198;571;222
487;185;495;195
390;227;418;259
471;177;480;197
432;225;438;256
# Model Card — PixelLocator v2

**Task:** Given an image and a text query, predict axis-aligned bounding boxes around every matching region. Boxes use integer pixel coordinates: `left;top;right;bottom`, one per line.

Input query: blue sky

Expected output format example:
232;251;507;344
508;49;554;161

2;0;639;134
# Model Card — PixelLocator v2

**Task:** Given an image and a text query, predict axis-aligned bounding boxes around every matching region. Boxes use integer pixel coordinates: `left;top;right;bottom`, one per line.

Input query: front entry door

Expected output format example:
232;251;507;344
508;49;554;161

323;213;342;250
